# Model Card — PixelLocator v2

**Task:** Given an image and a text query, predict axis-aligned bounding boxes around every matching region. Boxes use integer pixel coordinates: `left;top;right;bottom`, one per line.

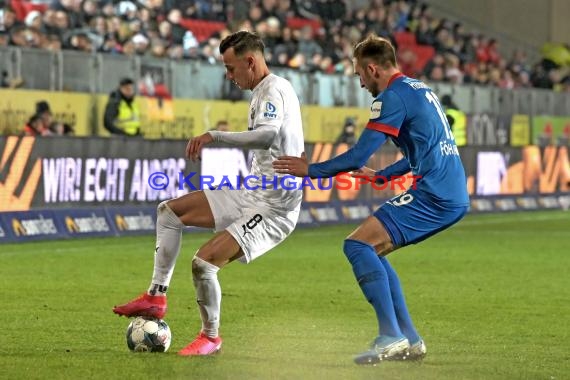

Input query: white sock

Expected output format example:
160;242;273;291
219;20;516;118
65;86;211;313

192;256;221;338
149;201;184;295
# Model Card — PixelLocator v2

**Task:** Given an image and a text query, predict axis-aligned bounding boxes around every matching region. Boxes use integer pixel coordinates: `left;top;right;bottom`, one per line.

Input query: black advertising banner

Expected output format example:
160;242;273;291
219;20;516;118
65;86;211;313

467;113;511;146
1;136;569;215
0;136;195;211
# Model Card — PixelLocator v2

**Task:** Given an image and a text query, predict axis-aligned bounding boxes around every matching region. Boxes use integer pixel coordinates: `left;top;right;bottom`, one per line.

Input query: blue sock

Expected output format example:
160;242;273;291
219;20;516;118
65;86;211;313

378;256;420;344
343;239;403;338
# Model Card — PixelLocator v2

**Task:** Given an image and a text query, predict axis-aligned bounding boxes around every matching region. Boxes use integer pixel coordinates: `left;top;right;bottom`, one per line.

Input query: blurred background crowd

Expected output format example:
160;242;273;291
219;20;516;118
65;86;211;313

1;0;569;92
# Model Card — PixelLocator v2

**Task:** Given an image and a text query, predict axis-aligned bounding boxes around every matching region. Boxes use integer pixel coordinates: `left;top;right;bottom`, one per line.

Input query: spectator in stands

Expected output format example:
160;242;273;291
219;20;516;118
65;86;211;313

297;25;322;62
24;10;42;31
0;69;23;88
0;31;8;47
444;53;464;84
0;0;564;93
103;77;141;136
166;8;186;45
22;100;55;136
35;101;54;130
49;121;74;135
23;114;50;136
560;75;570;93
335;117;357;145
0;6;20;32
441;94;466;146
69;32;93;52
209;120;229;132
415;16;435;46
77;0;97;26
1;70;9;87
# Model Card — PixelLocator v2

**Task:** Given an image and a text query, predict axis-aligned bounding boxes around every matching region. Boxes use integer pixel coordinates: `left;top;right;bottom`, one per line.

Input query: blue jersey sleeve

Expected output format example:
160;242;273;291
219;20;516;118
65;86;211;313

308;129;387;178
366;90;406;137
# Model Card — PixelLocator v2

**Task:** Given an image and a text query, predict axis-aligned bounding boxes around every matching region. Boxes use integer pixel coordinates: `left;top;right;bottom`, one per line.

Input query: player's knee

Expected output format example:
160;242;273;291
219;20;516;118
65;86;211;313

157;200;183;227
192;255;219;279
157;201;171;220
342;239;353;257
343;239;367;261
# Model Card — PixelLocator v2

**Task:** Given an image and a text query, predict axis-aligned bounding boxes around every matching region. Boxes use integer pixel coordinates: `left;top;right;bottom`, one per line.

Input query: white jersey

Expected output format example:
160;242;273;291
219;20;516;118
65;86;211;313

246;73;304;210
204;73;304;262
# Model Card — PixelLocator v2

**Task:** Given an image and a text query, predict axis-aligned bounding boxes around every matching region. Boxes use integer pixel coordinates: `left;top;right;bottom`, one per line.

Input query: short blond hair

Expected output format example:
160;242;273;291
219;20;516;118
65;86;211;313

353;35;397;68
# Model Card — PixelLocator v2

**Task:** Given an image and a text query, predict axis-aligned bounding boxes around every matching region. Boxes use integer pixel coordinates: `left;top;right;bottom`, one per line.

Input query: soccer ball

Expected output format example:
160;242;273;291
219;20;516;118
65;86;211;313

126;316;172;352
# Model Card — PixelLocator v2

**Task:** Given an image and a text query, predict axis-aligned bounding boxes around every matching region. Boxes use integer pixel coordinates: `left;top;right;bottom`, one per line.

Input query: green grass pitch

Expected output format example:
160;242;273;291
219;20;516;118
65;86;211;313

1;211;569;380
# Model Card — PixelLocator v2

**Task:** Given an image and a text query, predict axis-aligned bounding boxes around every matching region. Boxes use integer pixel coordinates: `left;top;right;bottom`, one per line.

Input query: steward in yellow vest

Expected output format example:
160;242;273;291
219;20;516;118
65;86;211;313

103;78;141;136
441;94;466;146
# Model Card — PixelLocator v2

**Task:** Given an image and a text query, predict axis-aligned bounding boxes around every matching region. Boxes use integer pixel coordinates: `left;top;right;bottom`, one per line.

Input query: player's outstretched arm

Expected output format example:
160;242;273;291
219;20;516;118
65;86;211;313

209;126;278;149
274;129;387;178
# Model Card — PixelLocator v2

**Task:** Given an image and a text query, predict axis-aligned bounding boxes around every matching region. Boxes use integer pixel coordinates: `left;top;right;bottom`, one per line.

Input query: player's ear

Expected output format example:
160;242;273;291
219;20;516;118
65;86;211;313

368;63;379;78
247;55;255;70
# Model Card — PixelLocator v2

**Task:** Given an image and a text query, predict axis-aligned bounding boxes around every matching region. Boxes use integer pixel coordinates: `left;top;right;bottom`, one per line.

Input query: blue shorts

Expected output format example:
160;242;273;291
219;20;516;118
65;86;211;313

374;189;469;247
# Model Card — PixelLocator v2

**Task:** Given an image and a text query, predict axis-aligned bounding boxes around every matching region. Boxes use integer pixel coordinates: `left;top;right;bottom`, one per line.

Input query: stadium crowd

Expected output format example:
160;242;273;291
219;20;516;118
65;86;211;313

0;0;569;92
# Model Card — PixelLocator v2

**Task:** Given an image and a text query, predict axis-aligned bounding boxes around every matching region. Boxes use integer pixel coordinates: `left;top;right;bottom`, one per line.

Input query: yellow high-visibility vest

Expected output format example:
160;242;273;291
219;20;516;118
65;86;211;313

116;99;141;135
446;108;467;146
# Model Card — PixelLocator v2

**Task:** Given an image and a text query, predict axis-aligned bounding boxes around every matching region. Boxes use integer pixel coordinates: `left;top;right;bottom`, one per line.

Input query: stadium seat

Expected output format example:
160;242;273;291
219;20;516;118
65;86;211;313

179;19;226;43
412;45;436;72
11;0;48;21
394;31;417;47
286;17;322;36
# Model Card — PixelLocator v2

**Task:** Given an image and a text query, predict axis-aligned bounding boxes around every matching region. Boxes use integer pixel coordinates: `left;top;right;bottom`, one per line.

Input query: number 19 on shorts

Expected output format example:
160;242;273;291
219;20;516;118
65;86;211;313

389;192;414;207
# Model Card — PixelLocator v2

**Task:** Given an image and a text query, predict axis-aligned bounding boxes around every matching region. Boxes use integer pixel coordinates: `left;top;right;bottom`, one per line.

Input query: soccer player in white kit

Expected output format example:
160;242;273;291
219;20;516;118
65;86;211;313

113;31;305;356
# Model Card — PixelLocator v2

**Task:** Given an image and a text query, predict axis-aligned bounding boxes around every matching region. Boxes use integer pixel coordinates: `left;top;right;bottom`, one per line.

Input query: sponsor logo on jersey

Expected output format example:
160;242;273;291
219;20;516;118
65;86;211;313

370;101;382;119
262;101;278;119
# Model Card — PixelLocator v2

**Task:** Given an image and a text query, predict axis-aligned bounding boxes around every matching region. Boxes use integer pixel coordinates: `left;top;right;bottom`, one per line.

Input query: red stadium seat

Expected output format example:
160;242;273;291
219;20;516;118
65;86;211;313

394;31;416;47
11;0;48;21
397;45;435;77
286;17;322;36
179;19;226;43
413;45;436;72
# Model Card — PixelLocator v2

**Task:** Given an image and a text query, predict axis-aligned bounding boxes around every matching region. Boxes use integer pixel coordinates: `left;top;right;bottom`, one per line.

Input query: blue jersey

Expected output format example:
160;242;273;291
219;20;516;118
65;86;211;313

368;73;469;206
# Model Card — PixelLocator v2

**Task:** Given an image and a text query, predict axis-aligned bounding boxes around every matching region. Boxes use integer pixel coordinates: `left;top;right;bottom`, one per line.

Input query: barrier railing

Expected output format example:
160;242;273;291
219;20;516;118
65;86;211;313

1;47;569;116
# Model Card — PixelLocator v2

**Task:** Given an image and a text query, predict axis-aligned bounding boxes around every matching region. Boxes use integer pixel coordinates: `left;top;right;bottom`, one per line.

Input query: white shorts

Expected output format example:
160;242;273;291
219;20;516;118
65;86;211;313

204;187;300;263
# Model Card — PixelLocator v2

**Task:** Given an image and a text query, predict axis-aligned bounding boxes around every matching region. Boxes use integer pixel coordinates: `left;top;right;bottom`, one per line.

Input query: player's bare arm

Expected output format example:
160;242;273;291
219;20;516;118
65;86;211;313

186;132;214;161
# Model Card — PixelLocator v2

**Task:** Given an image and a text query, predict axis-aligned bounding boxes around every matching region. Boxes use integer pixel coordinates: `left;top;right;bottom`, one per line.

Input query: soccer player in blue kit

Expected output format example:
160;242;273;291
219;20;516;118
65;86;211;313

273;35;470;365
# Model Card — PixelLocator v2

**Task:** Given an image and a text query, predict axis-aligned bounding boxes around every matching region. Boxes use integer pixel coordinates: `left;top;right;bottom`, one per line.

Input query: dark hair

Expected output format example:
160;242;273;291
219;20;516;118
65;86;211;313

120;77;134;86
219;31;265;56
35;100;51;115
353;35;397;68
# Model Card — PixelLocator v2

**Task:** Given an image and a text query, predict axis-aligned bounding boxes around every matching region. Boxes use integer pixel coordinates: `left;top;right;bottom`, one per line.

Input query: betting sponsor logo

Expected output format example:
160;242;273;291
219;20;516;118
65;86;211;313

11;215;58;236
115;212;155;232
370;101;382;119
341;205;371;220
309;206;339;222
65;214;110;234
